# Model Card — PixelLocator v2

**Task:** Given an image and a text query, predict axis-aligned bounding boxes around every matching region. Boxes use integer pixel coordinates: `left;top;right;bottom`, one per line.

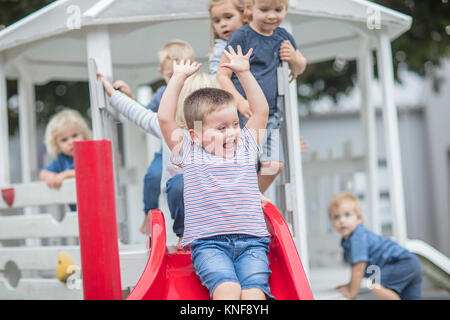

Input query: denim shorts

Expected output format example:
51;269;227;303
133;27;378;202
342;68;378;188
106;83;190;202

190;234;273;299
380;252;422;300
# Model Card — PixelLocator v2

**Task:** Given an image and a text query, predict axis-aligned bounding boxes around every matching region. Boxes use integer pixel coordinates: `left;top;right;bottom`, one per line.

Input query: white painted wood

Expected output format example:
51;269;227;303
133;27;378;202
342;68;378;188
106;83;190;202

83;0;115;18
278;59;310;277
0;212;79;240
16;60;39;247
302;157;365;176
0;246;81;271
376;33;408;245
0;244;148;287
16;60;38;184
357;39;381;234
0;278;84;300
86;26;127;235
0;52;9;186
0;179;76;209
118;248;149;288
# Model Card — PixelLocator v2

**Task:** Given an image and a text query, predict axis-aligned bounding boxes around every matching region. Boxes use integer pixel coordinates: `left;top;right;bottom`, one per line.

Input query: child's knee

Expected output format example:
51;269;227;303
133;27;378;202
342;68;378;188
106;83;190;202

240;288;266;300
212;281;242;300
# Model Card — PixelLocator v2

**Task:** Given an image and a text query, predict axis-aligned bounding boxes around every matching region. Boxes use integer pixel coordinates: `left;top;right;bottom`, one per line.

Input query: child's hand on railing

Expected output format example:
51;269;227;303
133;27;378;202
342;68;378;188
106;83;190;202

112;80;136;100
96;72;115;97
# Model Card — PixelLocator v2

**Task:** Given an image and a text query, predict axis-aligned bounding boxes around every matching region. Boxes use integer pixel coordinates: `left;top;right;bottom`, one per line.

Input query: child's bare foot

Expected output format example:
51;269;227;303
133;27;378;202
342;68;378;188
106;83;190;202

139;215;149;235
176;236;183;250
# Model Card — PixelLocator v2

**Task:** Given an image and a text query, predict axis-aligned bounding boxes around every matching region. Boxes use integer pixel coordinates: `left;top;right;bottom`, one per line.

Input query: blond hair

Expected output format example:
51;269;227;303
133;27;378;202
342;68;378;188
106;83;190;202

176;72;221;129
208;0;247;42
158;40;195;67
44;109;92;158
245;0;290;21
328;192;363;221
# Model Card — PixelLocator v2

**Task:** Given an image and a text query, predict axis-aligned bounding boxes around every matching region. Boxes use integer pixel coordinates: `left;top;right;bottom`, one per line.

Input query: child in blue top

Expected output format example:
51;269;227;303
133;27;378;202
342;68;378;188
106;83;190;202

328;192;422;300
217;0;307;194
40;109;93;211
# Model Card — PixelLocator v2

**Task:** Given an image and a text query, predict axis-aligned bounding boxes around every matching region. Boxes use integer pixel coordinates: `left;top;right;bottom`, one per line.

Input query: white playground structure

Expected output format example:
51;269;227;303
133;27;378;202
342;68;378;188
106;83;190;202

0;0;449;299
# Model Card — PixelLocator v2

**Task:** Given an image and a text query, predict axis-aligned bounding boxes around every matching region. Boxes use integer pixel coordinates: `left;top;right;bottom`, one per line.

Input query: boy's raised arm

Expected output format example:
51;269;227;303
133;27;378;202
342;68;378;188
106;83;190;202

158;60;201;152
220;46;269;145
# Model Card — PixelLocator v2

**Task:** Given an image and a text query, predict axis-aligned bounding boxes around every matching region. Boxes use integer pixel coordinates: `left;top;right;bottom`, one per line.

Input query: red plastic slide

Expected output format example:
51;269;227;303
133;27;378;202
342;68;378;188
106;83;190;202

127;202;314;300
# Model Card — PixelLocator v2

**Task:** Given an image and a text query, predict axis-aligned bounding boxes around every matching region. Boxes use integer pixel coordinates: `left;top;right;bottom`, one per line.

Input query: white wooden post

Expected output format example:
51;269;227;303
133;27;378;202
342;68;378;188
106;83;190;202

376;33;408;245
280;20;310;277
357;41;381;234
278;61;310;277
16;60;39;248
0;52;10;185
86;26;127;241
17;61;38;185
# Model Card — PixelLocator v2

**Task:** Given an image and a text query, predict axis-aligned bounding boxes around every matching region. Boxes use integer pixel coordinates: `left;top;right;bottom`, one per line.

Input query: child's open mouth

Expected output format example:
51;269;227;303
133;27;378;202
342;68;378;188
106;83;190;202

223;139;236;151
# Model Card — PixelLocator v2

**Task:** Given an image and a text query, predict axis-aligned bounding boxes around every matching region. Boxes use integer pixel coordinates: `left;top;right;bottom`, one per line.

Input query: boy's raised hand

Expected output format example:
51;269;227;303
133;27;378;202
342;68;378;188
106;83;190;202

172;59;202;79
220;45;253;74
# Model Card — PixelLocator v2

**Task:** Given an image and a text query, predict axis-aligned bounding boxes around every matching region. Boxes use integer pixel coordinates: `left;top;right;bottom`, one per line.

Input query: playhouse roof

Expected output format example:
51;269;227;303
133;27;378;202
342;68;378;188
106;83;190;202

0;0;412;84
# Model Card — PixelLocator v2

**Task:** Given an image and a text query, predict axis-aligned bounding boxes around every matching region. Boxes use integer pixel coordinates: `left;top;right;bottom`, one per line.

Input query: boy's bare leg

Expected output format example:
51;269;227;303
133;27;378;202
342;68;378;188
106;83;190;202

212;282;242;300
258;161;284;194
371;285;401;300
139;215;149;234
176;237;183;250
241;288;266;300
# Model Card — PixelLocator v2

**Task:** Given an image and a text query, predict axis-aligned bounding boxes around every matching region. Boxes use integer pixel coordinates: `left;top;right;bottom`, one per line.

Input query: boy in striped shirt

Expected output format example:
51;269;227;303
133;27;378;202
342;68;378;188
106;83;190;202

158;45;273;300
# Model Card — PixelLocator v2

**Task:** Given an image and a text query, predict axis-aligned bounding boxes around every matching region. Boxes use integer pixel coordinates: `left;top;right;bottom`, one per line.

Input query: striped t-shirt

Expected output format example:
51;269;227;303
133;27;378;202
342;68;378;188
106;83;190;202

171;126;270;246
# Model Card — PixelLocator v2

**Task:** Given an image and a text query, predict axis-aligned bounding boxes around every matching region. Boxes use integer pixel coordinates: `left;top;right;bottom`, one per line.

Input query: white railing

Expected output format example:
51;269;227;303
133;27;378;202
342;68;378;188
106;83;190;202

302;141;367;268
0;179;148;300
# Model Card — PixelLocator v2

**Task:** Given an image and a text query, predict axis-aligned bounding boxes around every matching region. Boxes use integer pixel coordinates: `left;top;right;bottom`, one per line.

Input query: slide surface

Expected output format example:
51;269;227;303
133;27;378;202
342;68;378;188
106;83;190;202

127;203;314;300
405;239;450;292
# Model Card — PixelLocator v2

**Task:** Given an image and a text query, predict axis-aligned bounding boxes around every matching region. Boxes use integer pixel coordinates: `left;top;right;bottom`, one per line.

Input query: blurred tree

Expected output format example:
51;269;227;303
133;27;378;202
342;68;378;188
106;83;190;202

298;0;450;107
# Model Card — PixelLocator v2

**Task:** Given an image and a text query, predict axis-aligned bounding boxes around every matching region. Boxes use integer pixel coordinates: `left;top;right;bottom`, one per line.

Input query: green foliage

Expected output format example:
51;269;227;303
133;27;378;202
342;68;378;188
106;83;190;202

0;0;56;28
298;0;450;107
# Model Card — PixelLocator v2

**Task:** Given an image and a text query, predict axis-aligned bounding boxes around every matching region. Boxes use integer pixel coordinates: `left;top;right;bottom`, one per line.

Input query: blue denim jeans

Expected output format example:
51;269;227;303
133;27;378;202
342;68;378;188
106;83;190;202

143;152;162;214
190;234;273;299
166;173;185;237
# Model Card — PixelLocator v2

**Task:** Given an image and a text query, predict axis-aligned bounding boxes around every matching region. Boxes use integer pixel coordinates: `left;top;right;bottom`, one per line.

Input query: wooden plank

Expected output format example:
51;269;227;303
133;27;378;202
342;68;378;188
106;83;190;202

0;52;10;185
0;180;77;209
376;33;408;245
0;246;81;271
0;278;83;300
0;245;148;288
302;157;365;176
0;212;79;240
119;248;149;288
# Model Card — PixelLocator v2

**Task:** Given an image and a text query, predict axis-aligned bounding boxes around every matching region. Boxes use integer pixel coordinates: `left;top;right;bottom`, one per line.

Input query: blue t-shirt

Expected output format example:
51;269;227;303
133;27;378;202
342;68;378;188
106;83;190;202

341;224;408;276
226;24;297;115
146;85;166;112
44;153;74;173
